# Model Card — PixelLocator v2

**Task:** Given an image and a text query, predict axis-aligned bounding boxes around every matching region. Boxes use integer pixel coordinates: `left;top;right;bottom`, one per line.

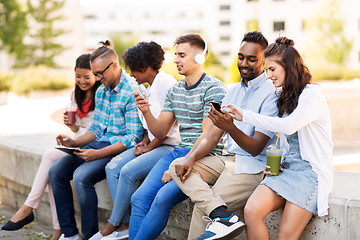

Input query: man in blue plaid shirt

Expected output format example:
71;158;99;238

49;41;144;240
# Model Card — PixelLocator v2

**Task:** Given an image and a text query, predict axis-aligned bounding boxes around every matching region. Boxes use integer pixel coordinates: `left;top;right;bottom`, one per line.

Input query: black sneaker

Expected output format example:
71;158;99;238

193;213;245;240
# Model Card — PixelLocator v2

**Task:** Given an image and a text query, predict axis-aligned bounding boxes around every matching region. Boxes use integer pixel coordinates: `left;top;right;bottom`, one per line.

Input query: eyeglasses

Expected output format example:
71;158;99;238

91;62;113;79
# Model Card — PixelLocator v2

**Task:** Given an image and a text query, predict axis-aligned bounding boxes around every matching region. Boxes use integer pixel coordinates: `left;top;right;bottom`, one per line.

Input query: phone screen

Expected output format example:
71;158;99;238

131;85;144;96
210;101;222;113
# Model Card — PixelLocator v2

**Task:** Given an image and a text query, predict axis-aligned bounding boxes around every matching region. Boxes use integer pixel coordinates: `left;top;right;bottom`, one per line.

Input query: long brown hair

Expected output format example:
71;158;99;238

264;37;311;116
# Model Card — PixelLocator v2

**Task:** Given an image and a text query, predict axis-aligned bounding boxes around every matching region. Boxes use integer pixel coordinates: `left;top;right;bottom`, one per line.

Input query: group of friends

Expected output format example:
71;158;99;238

1;31;333;240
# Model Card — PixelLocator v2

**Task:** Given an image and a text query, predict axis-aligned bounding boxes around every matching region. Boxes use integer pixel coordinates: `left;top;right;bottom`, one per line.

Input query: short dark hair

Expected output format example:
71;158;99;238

174;33;207;53
90;40;118;62
241;31;268;50
122;41;165;72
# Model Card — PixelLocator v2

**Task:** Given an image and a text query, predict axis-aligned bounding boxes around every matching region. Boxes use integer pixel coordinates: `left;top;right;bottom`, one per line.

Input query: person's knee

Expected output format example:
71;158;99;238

131;188;143;207
244;201;262;224
168;157;185;180
73;170;90;190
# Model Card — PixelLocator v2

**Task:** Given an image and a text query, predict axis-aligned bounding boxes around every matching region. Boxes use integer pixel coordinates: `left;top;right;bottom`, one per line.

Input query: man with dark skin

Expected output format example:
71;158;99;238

169;31;279;240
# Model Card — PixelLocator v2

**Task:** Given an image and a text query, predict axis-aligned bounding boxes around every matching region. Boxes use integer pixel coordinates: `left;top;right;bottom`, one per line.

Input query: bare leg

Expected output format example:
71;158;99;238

100;222;118;236
244;185;285;240
51;229;63;240
277;201;313;240
10;205;33;222
116;223;129;232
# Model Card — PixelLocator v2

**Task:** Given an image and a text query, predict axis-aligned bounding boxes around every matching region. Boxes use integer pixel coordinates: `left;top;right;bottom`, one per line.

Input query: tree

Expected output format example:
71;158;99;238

111;33;138;68
304;0;352;66
0;0;28;56
15;0;68;68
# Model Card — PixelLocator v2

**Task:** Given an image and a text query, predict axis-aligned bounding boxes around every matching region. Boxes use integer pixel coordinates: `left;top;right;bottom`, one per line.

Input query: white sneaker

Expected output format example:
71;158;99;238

89;231;104;240
59;234;82;240
194;213;245;240
101;229;129;240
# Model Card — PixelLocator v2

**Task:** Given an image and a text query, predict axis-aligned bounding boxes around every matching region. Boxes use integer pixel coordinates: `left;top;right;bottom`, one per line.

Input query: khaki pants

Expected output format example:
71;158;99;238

169;155;264;240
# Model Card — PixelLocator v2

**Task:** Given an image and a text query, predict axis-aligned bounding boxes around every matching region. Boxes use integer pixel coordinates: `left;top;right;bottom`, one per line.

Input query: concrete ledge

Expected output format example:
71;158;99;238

1;138;360;239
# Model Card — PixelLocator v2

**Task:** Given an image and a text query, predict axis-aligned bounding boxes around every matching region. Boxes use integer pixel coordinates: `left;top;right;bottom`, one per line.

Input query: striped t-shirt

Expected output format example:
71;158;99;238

162;73;226;155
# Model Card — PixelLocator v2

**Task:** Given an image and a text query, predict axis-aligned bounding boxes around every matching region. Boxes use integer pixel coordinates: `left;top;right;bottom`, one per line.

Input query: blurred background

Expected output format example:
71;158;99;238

0;0;360;165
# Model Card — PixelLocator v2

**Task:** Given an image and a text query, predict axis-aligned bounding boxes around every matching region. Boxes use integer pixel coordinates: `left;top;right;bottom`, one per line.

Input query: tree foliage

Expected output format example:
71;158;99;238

304;0;352;66
15;0;68;68
0;0;28;55
110;33;138;68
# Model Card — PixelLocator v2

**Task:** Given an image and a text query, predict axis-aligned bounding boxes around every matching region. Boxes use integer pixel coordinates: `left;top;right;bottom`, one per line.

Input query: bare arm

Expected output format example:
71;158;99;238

209;106;270;156
135;93;176;140
74;141;126;162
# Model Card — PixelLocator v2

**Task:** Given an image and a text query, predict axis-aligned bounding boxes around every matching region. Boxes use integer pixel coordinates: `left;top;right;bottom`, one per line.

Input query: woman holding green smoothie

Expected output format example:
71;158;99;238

226;37;333;239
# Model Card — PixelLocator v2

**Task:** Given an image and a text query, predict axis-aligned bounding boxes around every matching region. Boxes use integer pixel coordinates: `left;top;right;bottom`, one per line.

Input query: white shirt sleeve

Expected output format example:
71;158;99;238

243;86;323;135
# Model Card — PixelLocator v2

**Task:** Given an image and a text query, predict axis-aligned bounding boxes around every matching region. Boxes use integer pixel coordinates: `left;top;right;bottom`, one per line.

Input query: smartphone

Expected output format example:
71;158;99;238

210;101;223;113
131;84;144;96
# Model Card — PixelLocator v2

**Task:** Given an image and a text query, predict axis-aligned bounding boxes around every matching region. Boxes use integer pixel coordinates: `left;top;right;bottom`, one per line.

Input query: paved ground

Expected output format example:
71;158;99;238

0;204;53;240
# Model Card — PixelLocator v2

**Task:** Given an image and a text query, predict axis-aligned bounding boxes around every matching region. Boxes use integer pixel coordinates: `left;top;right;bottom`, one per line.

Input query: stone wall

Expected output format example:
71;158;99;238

2;138;360;239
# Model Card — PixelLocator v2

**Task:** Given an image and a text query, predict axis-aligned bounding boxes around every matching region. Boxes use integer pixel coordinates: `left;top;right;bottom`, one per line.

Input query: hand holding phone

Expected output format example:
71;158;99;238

210;101;223;113
131;84;144;96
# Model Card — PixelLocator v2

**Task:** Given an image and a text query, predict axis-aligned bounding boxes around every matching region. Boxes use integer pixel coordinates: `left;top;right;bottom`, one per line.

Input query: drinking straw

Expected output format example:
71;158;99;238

274;133;280;152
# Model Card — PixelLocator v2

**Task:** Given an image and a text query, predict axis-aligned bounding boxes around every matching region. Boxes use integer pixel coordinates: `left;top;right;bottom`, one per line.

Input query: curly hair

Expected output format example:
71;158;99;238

122;41;165;72
264;37;311;116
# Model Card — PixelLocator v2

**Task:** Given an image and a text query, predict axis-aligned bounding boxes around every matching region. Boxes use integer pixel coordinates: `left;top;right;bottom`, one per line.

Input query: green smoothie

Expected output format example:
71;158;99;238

266;154;281;176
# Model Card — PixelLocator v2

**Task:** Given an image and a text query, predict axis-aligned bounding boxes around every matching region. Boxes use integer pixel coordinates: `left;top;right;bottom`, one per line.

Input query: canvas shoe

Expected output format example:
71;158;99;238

59;233;82;240
193;213;245;240
101;229;129;239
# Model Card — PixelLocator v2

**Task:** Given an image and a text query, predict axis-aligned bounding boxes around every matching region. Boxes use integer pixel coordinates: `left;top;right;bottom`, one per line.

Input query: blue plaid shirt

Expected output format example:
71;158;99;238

88;69;144;148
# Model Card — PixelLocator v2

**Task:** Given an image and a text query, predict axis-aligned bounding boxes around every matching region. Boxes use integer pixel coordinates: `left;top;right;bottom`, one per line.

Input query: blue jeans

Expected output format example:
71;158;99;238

48;140;112;240
129;148;190;240
105;144;175;226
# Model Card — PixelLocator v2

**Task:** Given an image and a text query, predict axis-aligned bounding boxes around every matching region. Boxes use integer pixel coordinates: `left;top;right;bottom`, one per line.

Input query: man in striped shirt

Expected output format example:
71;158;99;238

49;41;144;240
129;34;227;239
170;31;279;240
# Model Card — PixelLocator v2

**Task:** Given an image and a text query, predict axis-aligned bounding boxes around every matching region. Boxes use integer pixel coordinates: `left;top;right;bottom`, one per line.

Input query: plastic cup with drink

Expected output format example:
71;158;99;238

65;101;77;125
266;134;282;176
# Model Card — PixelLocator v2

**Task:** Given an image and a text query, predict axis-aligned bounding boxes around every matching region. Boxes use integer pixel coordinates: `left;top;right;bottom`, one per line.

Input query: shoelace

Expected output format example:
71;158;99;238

201;216;216;231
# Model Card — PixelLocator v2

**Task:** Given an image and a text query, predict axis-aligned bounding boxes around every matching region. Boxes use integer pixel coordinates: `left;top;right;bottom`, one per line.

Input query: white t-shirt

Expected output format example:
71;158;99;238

139;71;180;146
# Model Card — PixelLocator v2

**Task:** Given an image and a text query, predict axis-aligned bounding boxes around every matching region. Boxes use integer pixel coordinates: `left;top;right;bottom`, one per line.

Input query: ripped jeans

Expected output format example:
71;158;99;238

105;145;175;227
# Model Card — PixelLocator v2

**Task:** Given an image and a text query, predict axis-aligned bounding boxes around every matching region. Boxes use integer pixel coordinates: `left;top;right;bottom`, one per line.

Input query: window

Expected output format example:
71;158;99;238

220;51;230;56
358;51;360;62
85;14;96;19
247;19;259;31
219;5;231;10
273;21;285;32
220;36;231;41
219;20;231;26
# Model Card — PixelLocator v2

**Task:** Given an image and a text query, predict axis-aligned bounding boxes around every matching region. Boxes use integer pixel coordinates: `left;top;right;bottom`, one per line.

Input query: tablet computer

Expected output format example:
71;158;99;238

55;146;81;155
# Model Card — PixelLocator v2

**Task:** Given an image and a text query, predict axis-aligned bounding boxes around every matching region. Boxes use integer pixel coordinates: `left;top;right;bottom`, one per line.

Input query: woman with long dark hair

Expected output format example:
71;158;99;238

227;37;333;239
2;54;100;240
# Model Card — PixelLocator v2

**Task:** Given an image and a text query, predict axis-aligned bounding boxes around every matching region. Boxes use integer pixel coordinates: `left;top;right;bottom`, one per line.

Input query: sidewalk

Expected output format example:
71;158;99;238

0;204;53;239
0;92;72;153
